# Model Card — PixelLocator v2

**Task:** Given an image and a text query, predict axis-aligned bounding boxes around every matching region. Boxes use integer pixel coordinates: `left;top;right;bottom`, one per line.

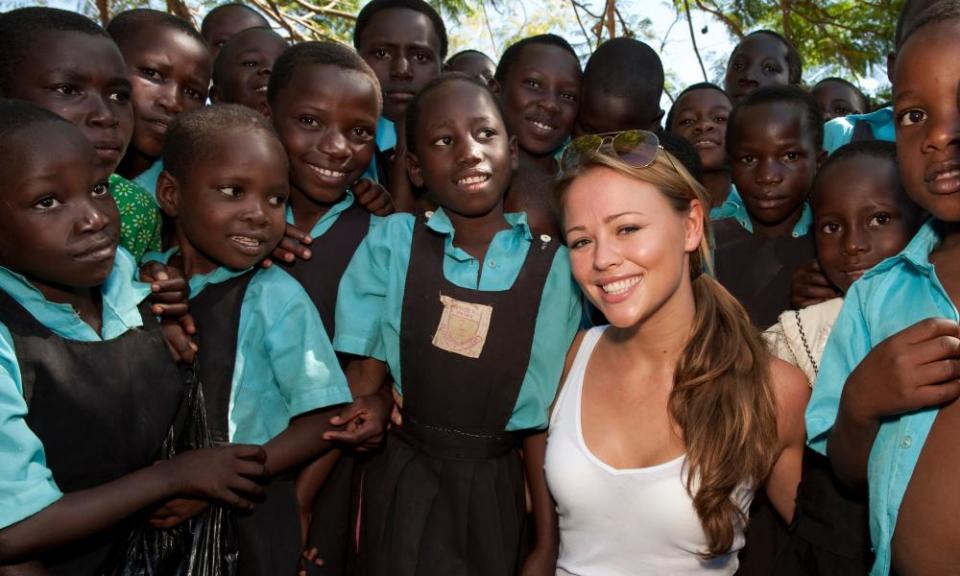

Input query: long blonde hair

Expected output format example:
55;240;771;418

556;149;779;558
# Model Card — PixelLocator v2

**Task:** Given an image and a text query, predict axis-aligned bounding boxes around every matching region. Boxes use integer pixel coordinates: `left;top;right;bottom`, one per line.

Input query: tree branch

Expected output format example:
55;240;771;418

693;0;744;38
684;0;709;81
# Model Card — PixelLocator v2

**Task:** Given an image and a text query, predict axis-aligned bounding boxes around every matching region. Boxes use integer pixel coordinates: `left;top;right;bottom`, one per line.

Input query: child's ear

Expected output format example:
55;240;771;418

487;78;501;95
508;134;519;171
156;170;182;218
406;151;425;187
684;198;705;253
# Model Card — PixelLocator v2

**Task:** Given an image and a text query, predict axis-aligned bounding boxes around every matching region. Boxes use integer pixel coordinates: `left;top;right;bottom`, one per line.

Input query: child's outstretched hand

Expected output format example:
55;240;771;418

353;178;395;216
841;318;960;423
263;223;313;267
790;260;841;308
323;387;393;450
139;261;197;364
157;444;268;512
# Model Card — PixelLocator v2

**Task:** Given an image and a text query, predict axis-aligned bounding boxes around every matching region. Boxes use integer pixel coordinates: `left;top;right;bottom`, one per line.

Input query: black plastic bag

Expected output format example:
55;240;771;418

103;362;240;576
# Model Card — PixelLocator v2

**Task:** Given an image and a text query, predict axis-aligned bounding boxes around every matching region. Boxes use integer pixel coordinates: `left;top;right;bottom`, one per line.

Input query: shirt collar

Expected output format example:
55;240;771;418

376;116;397;152
285;190;356;236
727;196;813;238
424;207;535;243
152;247;254;298
866;217;940;279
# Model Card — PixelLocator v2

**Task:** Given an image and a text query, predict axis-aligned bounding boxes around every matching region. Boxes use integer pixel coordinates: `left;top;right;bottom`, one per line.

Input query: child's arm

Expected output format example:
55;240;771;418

0;444;266;564
263;224;313;267
829;318;960;488
790;260;841;309
323;357;391;449
519;431;558;576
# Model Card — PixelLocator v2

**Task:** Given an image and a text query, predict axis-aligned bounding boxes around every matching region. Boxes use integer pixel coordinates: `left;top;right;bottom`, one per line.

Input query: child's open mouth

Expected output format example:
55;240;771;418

455;172;491;191
230;235;264;254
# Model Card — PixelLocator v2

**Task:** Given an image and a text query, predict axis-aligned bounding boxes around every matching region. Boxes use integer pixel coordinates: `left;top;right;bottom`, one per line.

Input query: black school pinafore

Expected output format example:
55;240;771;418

358;216;558;576
189;271;302;576
0;291;183;576
280;202;371;576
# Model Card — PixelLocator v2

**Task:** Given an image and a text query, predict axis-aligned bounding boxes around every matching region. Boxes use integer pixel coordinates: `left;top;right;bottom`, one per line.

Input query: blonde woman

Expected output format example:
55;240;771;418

543;131;809;575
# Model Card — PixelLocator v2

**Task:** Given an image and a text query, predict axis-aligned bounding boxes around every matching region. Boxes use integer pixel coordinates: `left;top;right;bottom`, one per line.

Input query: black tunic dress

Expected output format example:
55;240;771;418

280;201;371;576
357;217;558;576
0;291;183;575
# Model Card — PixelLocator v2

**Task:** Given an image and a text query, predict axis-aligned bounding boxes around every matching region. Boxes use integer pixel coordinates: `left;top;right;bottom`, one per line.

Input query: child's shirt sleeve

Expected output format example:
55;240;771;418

806;285;872;455
0;326;61;529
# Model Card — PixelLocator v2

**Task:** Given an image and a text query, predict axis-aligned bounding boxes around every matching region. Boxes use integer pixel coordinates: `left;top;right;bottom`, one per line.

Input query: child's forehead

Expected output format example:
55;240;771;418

421;81;498;120
27;30;126;74
122;23;207;58
815;157;900;207
896;19;960;81
734;34;788;61
226;29;287;56
512;43;578;71
204;6;265;34
359;8;441;50
675;88;730;112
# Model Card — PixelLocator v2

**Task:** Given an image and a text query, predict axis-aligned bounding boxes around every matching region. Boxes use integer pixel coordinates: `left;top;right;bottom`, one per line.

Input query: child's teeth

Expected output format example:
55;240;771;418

602;277;641;294
232;236;261;246
532;121;554;131
317;167;345;177
459;175;489;185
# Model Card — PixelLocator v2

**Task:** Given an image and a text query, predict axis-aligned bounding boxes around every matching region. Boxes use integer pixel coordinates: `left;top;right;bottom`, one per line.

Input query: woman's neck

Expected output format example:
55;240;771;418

702;169;732;208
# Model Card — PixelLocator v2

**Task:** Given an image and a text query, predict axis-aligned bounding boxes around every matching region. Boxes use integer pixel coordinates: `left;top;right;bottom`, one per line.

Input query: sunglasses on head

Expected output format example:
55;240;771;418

559;129;661;173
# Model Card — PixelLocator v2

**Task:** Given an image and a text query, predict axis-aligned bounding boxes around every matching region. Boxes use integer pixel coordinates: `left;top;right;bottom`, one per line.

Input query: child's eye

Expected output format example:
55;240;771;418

820;222;841;235
732;60;745;72
34;195;61;209
91;182;110;197
476;128;496;140
738;154;757;165
184;87;204;101
268;194;287;207
560;92;577;102
432;135;453;147
679;118;694;127
219;186;241;197
762;64;781;74
53;84;81;96
833;105;852;117
299;115;320;128
373;48;389;59
523;78;541;89
784;151;800;161
351;126;374;139
109;90;131;104
241;60;259;68
413;52;431;63
714;115;728;124
898;108;927;127
140;68;162;81
869;213;893;227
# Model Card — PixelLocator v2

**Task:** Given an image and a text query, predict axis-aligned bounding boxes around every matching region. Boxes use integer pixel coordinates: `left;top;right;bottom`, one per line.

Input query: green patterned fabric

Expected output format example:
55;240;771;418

109;173;162;261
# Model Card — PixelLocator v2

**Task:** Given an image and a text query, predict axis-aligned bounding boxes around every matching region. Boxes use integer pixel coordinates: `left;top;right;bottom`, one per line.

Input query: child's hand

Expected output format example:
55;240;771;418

391;387;403;427
160;444;267;511
160;319;198;364
790;260;841;308
298;547;324;576
149;498;209;529
841;318;960;424
140;262;198;363
323;388;393;450
353;178;395;216
262;223;312;267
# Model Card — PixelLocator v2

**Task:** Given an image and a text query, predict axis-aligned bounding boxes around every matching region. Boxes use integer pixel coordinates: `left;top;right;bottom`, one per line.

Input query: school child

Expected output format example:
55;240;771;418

723;30;802;104
152;104;352;576
200;2;270;60
0;100;267;575
807;3;960;574
211;26;289;115
108;9;211;199
812;78;869;123
495;34;582;238
574;37;664;136
0;8;161;261
713;85;824;329
266;41;389;576
353;0;447;210
443;49;496;85
666;82;740;219
762;141;922;575
333;73;581;576
821;0;935;153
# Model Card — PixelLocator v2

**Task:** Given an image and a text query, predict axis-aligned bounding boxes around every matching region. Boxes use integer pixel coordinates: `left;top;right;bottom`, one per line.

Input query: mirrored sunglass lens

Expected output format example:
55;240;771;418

613;131;658;167
561;135;603;171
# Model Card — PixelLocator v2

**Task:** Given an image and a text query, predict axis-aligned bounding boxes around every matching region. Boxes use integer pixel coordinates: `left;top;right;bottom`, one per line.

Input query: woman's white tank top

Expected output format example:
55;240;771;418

545;326;753;576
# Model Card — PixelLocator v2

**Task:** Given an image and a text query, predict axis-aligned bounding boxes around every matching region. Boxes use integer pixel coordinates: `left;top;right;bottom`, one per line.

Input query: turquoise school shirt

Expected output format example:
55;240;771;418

715;193;813;238
823;107;895;155
132;159;165;204
807;219;951;576
0;248;149;529
285;190;382;238
708;185;743;221
333;209;582;431
151;251;352;444
360;116;398;185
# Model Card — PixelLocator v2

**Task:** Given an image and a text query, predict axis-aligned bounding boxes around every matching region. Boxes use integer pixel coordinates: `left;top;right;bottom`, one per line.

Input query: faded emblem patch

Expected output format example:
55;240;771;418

431;294;492;358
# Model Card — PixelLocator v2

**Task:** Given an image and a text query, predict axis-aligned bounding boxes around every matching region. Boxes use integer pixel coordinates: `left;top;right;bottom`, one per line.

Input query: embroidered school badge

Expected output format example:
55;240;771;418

432;294;493;358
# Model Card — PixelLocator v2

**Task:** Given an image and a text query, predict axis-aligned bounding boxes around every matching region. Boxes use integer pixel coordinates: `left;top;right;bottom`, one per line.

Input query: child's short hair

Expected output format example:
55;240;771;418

583;38;663;122
0;8;108;94
658;130;704;183
404;72;498;151
812;77;870;109
446;49;491;68
726;85;823;153
493;34;578;84
0;99;77;161
895;0;942;48
899;0;960;50
812;140;899;199
212;26;286;86
664;82;729;131
107;9;205;52
267;41;381;110
201;2;269;37
352;0;448;60
737;30;803;85
163;103;279;181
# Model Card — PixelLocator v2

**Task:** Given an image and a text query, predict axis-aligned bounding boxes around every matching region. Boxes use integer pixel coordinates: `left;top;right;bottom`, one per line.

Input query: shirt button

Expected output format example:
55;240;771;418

487;260;496;268
901;436;913;448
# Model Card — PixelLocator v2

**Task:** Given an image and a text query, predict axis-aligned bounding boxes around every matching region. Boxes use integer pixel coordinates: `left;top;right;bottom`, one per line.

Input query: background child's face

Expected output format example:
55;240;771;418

813;80;866;122
0;129;119;295
814;156;920;293
500;43;580;157
160;130;289;274
121;25;211;159
271;64;379;206
446;52;496;84
212;29;288;115
357;8;442;123
729;102;819;227
573;85;657;137
203;6;269;60
669;88;731;172
894;20;960;222
408;81;517;219
4;32;133;180
724;35;791;103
